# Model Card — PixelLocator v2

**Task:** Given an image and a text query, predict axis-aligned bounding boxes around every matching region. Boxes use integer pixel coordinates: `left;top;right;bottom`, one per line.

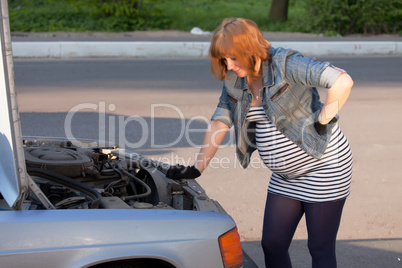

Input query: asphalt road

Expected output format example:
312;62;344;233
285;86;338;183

13;56;402;91
13;56;402;152
13;56;402;268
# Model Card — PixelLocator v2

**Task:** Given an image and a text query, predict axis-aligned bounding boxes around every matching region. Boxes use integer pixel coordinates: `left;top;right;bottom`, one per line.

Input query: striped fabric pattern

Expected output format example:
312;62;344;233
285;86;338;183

247;106;353;203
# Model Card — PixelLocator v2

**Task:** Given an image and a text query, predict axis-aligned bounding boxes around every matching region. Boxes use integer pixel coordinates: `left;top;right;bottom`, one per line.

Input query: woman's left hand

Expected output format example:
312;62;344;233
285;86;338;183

319;73;354;124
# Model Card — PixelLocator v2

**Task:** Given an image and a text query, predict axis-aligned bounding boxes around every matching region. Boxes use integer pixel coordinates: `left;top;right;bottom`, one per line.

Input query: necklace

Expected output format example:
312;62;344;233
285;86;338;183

249;73;262;101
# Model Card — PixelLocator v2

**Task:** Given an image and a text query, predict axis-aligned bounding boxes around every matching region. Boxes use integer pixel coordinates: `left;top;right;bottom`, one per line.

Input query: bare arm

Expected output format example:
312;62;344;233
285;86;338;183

194;120;229;173
319;73;354;124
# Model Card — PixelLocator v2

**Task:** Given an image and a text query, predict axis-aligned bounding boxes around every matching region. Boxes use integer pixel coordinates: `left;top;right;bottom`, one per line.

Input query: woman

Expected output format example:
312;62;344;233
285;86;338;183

167;17;353;268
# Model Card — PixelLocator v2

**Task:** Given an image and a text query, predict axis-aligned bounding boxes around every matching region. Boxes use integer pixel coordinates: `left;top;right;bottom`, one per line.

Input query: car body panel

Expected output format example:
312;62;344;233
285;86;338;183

0;209;235;268
0;0;28;209
0;37;20;207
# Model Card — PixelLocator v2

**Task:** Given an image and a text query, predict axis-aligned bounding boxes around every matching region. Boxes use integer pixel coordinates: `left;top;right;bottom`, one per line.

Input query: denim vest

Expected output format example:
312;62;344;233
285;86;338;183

211;47;344;168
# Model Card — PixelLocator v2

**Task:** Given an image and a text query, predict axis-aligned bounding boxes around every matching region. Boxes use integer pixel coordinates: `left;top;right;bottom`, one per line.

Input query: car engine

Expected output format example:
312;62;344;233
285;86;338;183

19;138;221;212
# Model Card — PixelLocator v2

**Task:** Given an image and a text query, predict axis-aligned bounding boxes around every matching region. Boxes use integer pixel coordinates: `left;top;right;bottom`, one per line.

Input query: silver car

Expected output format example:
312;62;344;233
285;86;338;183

0;1;257;267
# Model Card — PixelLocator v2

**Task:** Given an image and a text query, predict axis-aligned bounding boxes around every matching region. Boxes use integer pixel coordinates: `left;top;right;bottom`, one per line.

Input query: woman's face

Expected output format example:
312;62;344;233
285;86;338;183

223;56;248;78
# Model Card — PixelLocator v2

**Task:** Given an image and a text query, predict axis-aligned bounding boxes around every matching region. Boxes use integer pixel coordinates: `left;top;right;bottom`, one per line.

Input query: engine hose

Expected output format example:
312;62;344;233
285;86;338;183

116;163;152;200
27;167;102;209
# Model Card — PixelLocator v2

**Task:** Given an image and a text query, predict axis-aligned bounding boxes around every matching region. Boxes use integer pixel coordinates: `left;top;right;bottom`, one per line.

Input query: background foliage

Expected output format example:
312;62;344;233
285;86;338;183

9;0;169;31
300;0;402;35
8;0;402;35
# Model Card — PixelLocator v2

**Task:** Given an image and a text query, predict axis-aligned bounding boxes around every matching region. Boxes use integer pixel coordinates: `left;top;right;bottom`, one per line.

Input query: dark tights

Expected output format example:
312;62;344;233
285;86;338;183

261;193;346;268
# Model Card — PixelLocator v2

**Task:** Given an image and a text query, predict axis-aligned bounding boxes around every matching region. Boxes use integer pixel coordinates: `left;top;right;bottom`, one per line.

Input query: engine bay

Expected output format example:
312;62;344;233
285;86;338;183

11;138;210;211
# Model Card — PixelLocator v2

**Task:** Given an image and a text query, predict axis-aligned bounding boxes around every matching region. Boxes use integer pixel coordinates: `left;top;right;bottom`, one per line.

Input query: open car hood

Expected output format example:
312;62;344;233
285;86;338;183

0;1;28;209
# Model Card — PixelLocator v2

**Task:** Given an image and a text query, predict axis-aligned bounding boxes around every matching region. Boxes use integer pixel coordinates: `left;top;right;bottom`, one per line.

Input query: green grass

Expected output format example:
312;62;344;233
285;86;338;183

10;0;94;32
158;0;307;32
9;0;308;33
8;0;402;35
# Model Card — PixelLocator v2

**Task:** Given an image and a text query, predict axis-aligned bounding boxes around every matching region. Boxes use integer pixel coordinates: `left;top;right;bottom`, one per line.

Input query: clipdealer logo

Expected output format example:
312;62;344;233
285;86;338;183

63;101;236;150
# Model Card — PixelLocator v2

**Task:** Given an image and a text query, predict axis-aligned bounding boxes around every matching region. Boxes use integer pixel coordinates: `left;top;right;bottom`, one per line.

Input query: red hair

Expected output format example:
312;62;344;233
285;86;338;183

209;18;271;81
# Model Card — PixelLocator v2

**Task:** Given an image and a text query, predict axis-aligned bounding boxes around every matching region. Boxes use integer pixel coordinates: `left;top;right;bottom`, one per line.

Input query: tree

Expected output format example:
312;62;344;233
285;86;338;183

268;0;289;21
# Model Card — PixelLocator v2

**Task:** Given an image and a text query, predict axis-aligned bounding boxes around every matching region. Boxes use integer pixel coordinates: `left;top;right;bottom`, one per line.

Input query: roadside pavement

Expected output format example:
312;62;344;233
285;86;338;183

11;30;402;58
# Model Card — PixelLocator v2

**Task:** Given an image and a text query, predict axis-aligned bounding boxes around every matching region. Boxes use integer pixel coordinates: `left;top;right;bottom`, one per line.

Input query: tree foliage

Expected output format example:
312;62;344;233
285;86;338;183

8;0;402;35
9;0;171;32
301;0;402;35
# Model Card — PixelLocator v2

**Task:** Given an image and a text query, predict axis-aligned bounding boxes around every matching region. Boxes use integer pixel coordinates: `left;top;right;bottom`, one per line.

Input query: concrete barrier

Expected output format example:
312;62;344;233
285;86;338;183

11;41;402;58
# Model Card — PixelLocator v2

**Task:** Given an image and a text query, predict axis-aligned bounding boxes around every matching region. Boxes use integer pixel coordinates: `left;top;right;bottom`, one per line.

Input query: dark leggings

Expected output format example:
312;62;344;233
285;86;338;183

261;193;346;268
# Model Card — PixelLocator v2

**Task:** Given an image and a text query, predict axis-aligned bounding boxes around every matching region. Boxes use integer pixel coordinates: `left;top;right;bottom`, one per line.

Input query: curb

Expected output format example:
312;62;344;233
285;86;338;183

12;41;402;58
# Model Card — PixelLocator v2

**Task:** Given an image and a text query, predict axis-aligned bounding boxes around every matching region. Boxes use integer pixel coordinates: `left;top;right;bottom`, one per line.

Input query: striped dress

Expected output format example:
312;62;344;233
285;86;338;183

246;106;353;203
